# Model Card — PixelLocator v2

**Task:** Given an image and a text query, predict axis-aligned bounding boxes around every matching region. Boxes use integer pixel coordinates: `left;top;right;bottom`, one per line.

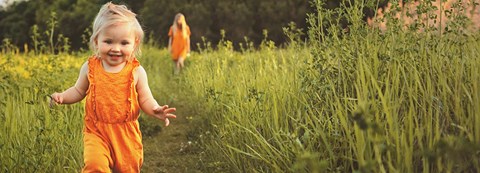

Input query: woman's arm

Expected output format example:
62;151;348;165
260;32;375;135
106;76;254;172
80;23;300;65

168;26;173;53
51;61;89;104
187;36;190;53
136;66;176;126
168;37;172;53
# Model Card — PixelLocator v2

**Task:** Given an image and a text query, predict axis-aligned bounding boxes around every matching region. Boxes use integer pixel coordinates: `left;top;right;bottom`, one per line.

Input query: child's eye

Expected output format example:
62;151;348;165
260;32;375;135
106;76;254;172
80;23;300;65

121;41;130;45
103;40;112;44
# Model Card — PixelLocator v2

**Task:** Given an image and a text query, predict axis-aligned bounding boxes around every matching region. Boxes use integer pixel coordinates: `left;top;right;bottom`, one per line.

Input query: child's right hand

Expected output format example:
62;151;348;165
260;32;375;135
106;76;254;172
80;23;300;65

50;92;63;107
152;105;177;126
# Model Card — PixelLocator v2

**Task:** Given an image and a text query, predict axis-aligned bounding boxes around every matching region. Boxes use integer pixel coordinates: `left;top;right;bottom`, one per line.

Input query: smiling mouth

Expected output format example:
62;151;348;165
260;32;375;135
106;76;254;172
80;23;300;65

109;54;122;59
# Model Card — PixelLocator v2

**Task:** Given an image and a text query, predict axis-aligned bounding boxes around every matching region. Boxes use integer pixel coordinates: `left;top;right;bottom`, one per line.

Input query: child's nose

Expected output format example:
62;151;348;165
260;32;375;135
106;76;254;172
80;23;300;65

111;44;120;51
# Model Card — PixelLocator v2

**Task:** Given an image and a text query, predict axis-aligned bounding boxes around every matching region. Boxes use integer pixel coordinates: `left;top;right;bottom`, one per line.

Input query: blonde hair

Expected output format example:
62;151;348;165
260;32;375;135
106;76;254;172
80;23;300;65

172;13;188;38
89;2;144;59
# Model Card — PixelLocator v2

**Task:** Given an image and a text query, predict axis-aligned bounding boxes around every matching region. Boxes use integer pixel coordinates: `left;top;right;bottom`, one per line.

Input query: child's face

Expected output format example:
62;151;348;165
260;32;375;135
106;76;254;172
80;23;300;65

96;23;136;66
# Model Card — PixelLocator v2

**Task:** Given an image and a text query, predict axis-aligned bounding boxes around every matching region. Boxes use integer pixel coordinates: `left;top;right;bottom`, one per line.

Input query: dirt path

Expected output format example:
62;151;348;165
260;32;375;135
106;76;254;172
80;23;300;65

141;103;203;173
139;59;215;172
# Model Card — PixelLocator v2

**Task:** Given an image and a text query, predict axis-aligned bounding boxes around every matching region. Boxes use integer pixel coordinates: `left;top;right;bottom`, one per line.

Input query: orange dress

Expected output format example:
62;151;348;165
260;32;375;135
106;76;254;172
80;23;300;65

82;56;142;173
168;25;191;60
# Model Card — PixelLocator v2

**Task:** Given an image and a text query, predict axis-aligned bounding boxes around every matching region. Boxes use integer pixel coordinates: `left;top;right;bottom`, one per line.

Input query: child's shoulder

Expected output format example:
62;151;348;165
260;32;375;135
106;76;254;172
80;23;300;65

78;60;89;78
134;65;147;75
86;55;100;64
134;65;145;73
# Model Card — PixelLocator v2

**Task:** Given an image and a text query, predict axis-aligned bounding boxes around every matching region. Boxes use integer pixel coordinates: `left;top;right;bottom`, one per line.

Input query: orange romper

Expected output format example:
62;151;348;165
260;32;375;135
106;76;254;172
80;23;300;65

168;25;191;60
82;56;142;173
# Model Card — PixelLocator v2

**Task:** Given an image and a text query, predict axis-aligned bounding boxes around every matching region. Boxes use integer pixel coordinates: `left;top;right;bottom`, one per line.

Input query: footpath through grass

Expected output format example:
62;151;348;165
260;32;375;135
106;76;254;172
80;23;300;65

139;47;222;172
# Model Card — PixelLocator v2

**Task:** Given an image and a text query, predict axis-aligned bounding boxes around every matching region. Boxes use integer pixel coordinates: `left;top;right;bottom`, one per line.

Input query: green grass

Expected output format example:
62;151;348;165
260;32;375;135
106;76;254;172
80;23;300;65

1;35;479;172
0;53;85;172
1;1;480;172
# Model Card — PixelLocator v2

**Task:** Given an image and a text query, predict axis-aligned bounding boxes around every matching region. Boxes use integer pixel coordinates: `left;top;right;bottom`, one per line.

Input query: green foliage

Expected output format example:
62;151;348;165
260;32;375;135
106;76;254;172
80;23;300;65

1;38;19;54
301;0;480;172
282;22;305;48
0;94;83;172
0;0;310;51
0;1;36;46
141;0;480;172
0;53;85;172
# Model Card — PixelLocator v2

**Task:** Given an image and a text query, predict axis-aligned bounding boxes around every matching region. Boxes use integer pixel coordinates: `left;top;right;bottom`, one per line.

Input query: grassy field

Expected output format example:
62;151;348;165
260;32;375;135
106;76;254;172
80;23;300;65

1;1;480;172
0;53;85;172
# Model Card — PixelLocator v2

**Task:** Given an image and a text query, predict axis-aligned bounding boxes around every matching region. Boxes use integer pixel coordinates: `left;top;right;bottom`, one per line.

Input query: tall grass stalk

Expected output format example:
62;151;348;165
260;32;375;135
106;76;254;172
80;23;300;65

1;89;83;172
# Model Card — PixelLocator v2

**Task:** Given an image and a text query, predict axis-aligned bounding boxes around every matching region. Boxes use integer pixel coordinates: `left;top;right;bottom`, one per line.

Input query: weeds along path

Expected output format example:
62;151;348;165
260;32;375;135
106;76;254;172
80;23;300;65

140;50;203;172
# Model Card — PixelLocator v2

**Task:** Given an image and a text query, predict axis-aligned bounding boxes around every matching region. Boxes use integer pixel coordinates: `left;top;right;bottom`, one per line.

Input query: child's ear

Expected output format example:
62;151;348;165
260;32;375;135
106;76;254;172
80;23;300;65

135;38;141;48
136;38;141;45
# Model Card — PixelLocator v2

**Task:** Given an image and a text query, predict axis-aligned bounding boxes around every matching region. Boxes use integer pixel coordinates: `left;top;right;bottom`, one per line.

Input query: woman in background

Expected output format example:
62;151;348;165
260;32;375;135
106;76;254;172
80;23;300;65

168;13;191;75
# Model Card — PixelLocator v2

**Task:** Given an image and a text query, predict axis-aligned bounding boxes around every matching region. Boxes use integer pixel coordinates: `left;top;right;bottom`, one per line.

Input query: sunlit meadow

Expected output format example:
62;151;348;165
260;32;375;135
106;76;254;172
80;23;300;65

1;0;479;172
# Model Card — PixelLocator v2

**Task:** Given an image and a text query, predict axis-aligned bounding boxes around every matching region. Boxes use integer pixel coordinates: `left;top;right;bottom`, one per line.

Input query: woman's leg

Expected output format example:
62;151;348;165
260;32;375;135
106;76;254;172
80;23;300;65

173;57;185;75
173;60;179;75
178;56;185;69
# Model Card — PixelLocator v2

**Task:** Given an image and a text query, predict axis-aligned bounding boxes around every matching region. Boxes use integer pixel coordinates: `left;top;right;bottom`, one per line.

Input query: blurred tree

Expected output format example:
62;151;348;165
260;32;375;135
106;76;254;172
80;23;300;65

59;0;99;49
0;1;35;46
140;0;180;46
140;0;310;49
0;0;312;51
256;0;309;44
214;0;255;44
181;2;213;46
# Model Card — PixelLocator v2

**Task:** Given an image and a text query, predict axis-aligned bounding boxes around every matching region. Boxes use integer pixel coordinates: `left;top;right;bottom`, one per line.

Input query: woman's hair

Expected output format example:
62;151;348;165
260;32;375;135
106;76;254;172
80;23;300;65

172;13;188;38
89;2;144;59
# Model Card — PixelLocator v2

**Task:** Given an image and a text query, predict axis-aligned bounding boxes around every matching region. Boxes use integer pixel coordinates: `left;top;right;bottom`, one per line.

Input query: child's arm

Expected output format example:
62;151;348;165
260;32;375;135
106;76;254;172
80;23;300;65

51;62;89;105
136;66;176;126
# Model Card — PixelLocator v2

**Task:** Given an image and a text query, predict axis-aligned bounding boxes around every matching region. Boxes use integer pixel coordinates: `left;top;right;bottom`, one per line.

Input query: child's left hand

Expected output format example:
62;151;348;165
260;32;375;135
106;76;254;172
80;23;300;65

152;105;177;126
